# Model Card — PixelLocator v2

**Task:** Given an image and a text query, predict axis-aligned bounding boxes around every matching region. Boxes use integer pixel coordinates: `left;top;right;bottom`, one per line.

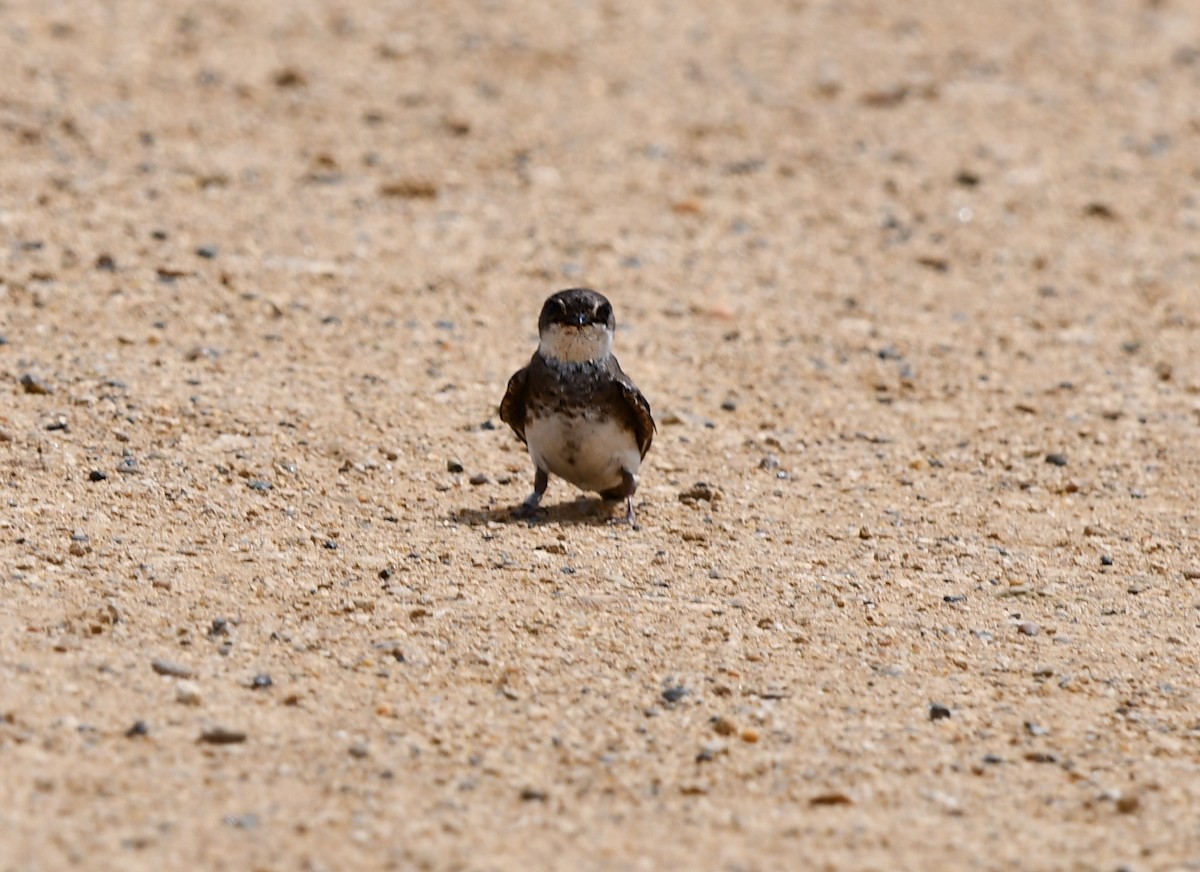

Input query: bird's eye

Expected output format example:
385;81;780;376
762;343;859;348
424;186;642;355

595;303;612;323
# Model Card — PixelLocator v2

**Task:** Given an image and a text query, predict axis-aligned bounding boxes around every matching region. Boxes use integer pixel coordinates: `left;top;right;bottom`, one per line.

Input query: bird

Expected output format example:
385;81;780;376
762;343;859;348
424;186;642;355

500;288;655;525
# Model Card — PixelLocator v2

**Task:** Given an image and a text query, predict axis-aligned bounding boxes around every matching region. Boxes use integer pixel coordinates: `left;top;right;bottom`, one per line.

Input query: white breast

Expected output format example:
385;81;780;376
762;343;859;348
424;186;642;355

525;410;642;494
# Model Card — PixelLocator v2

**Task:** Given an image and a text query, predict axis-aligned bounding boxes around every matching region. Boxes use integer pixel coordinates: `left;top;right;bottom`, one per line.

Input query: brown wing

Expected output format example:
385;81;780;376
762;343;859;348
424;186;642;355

499;364;530;444
611;358;655;459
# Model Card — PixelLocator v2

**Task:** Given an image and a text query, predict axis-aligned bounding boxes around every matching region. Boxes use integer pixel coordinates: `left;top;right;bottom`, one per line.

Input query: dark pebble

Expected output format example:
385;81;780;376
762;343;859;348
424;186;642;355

929;702;952;721
447;459;465;473
125;720;149;738
1023;751;1059;764
323;539;338;550
246;479;272;491
1101;555;1113;566
88;470;108;482
982;753;1003;765
943;594;967;603
1045;452;1068;467
195;245;218;259
251;673;273;689
208;617;229;637
661;685;689;704
519;787;548;802
19;373;53;395
1025;721;1050;736
480;420;496;430
45;420;68;431
468;473;489;486
759;454;780;470
151;229;169;241
198;726;247;745
95;254;117;271
379;567;394;580
720;398;737;411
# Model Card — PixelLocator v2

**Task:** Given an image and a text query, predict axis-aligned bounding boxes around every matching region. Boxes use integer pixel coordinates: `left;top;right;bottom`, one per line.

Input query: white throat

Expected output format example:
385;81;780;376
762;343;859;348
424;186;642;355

538;323;613;365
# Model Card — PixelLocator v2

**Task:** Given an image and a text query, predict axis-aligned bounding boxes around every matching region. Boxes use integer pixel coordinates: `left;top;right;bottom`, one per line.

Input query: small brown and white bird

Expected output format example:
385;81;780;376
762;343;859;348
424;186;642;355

500;288;655;525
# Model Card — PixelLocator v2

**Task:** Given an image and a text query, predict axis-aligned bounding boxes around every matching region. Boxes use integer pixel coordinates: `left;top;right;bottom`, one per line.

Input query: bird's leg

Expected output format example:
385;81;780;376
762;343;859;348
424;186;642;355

514;467;549;519
602;470;639;527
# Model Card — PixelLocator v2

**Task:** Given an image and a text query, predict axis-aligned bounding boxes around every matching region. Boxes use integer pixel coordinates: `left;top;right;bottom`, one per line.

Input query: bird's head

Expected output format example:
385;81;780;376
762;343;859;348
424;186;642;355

537;288;616;365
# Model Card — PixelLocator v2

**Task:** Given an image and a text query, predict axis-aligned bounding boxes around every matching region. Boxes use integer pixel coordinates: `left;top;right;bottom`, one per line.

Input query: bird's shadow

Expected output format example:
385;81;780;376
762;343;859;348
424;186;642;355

452;496;625;528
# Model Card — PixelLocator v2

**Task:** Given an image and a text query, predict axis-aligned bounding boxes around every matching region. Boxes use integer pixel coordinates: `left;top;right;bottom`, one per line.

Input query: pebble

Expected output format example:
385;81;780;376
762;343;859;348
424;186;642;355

661;685;689;704
929;702;952;721
151;658;194;678
125;721;149;738
19;374;52;395
1101;555;1113;566
1018;621;1040;637
116;458;139;475
1044;452;1068;467
720;398;737;411
95;254;117;271
447;459;465;473
468;473;489;486
348;742;369;758
519;787;548;802
711;716;737;736
251;673;273;689
1025;721;1050;737
246;479;272;491
88;470;107;482
176;681;203;706
198;726;247;745
679;482;721;504
759;454;780;470
195;245;218;259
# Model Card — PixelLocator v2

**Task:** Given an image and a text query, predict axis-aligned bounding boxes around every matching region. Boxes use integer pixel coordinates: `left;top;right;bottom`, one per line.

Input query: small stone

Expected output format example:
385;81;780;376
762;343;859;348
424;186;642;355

809;791;853;806
447;459;464;473
519;787;548;802
720;398;737;412
176;681;203;706
116;458;139;475
661;685;688;704
468;473;489;486
711;716;737;736
929;702;952;721
125;720;149;738
151;658;193;678
696;741;728;762
679;482;720;504
323;539;338;550
759;454;780;470
348;742;369;759
19;374;52;395
246;479;272;491
740;727;760;743
858;526;872;540
251;673;273;689
208;618;229;637
95;254;117;271
1101;554;1113;566
88;470;107;482
1025;721;1050;736
1018;621;1040;637
1115;793;1140;814
1044;452;1068;467
198;726;247;745
195;245;218;259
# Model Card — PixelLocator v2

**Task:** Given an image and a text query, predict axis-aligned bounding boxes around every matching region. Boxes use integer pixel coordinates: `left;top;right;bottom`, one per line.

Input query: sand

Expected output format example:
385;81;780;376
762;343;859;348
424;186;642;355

2;1;1199;869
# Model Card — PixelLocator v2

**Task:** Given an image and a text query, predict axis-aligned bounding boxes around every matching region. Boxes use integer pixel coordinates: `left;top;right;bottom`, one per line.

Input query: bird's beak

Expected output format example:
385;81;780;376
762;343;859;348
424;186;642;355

571;313;588;327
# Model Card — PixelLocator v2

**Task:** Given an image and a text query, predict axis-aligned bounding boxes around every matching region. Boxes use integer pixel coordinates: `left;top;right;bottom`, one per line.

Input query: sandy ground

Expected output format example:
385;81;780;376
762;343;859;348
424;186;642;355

2;1;1200;869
